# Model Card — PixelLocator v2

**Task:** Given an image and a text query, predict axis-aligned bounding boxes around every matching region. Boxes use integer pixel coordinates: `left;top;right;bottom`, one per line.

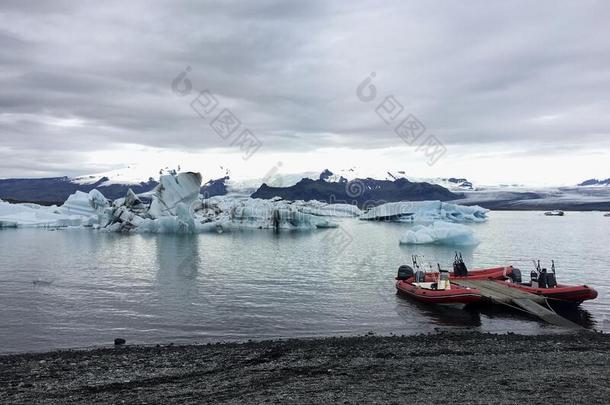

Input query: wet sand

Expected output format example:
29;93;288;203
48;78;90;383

1;331;609;404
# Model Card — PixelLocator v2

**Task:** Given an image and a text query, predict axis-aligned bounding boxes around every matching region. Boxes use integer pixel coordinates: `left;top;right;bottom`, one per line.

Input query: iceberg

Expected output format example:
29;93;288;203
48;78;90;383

59;189;109;217
2;173;489;235
360;201;488;223
399;221;480;246
149;172;202;219
1;173;341;233
0;197;91;228
294;201;362;217
102;172;203;233
126;203;197;234
192;196;338;231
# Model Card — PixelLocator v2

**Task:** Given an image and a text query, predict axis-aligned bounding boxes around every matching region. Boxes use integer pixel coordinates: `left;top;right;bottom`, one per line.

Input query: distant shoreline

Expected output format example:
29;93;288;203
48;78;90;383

3;197;610;213
464;203;610;213
2;331;609;403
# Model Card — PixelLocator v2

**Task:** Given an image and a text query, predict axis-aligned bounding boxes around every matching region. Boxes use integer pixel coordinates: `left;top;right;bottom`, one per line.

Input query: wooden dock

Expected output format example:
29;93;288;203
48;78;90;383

453;280;582;329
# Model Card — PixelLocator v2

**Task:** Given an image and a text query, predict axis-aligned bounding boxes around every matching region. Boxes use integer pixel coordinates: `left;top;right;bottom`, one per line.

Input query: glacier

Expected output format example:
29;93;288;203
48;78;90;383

399;221;480;246
360;201;488;223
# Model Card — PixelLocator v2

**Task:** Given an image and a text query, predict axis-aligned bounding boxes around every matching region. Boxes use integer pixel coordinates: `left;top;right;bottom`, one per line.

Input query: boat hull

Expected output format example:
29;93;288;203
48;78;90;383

420;266;514;283
495;281;598;304
395;280;482;304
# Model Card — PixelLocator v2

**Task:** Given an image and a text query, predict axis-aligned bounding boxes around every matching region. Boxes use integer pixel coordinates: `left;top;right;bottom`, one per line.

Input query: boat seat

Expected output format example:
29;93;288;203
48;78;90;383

413;282;438;290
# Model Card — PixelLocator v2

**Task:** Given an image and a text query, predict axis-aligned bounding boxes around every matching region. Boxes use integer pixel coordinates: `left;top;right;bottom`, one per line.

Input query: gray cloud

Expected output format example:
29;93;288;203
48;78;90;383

1;0;609;177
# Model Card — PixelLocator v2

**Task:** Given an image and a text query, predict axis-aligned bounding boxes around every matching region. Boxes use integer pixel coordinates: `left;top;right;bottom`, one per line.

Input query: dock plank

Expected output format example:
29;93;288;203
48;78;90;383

512;298;582;329
453;279;582;329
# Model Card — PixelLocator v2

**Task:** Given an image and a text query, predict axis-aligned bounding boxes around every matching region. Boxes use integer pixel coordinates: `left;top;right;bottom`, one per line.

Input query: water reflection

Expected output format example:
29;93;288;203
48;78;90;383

553;305;596;329
154;234;202;306
394;295;483;328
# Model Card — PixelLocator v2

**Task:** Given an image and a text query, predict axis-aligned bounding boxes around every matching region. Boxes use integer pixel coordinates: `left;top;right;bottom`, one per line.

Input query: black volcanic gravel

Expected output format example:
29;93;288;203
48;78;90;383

1;331;609;404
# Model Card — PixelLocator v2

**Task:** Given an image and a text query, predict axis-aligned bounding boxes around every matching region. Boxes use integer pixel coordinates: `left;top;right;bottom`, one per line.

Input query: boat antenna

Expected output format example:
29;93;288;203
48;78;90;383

532;259;541;274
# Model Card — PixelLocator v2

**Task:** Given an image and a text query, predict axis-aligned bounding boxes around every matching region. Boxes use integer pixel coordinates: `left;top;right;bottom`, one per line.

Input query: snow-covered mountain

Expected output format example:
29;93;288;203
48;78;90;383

578;178;610;187
2;166;610;210
0;166;230;204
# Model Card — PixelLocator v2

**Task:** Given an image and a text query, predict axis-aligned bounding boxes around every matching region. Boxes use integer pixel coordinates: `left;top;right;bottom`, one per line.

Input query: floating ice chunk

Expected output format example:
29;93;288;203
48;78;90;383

123;189;143;208
399;221;480;246
0;199;84;228
194;196;338;230
360;201;488;223
149;172;202;219
59;189;109;217
135;202;196;234
295;201;362;217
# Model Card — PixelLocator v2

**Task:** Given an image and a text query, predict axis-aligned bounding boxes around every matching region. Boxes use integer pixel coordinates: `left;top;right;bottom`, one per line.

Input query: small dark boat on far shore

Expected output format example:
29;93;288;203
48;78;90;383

545;210;565;216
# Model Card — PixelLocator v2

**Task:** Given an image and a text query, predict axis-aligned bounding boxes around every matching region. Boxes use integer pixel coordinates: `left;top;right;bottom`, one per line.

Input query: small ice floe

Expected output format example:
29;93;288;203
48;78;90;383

399;221;480;246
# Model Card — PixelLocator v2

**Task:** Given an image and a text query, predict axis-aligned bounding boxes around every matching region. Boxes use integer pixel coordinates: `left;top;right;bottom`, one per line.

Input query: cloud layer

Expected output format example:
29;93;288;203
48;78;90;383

1;0;609;180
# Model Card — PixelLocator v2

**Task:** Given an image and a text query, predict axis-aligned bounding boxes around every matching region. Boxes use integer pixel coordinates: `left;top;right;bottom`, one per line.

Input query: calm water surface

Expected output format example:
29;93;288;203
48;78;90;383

0;211;608;353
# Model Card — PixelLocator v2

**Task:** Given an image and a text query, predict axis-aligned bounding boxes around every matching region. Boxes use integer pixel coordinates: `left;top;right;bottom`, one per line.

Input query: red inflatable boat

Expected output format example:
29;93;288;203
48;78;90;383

495;260;599;305
395;258;483;305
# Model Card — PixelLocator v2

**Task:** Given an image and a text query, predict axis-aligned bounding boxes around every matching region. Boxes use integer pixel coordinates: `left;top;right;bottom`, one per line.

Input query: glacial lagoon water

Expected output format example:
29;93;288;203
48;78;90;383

1;211;609;353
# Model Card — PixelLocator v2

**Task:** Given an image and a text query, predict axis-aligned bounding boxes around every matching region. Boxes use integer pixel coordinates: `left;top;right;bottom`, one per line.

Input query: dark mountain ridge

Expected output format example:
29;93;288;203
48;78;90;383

251;176;460;207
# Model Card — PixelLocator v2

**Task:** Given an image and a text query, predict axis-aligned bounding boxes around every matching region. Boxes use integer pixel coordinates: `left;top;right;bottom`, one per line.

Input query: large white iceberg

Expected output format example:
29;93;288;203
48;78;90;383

293;201;362;217
399;221;480;246
104;172;203;233
360;201;488;223
192;196;339;231
58;189;109;218
149;172;202;219
0;190;108;228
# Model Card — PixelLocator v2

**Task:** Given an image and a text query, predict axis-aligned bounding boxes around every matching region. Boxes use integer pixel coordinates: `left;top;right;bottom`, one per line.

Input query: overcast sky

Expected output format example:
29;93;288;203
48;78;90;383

1;0;609;185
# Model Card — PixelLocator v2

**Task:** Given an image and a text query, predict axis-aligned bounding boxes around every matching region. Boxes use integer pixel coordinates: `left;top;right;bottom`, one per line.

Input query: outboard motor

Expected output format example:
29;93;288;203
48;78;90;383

531;270;539;288
452;252;468;277
545;272;557;288
538;268;548;288
397;265;415;280
509;267;522;283
546;260;558;288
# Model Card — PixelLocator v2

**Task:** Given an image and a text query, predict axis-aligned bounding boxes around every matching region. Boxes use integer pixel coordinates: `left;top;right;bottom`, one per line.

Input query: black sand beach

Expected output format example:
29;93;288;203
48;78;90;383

2;331;609;404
